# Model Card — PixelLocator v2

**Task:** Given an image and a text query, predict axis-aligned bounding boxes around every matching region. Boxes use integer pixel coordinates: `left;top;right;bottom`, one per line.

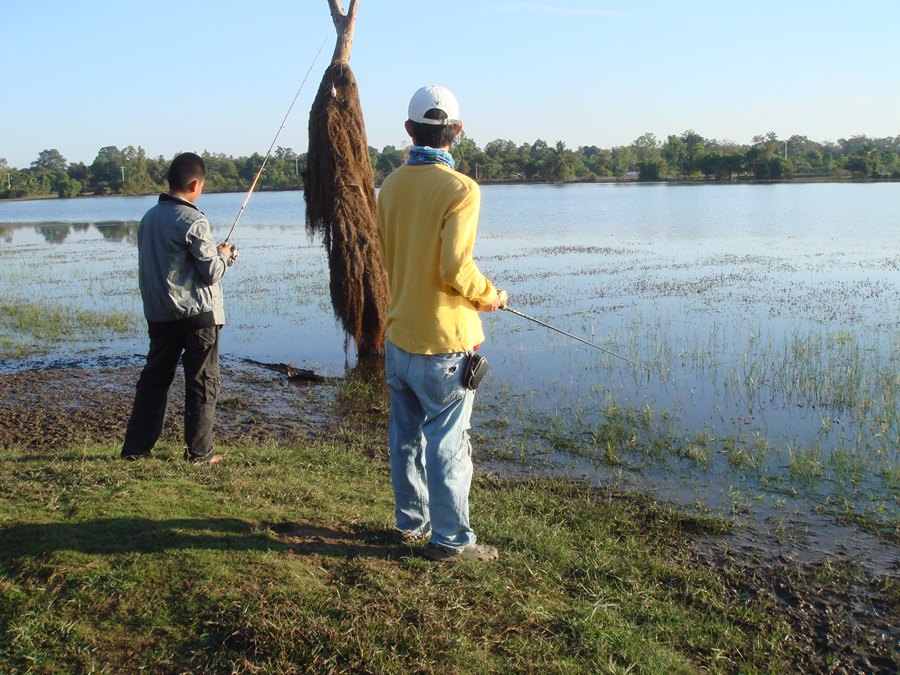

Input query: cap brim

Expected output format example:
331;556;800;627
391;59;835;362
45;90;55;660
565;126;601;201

410;117;461;126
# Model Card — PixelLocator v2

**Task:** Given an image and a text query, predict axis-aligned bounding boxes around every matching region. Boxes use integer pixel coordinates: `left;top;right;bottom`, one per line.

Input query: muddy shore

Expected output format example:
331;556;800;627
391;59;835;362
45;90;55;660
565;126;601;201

0;358;337;452
0;361;896;672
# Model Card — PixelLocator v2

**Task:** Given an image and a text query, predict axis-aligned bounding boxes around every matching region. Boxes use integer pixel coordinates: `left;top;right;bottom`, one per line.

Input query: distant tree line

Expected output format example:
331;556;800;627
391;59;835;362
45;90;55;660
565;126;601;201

1;130;897;200
0;146;306;200
446;131;899;184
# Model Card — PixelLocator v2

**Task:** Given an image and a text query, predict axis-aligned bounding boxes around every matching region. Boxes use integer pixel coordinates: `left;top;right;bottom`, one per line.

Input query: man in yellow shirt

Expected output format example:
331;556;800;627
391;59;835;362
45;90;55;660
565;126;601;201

376;85;506;562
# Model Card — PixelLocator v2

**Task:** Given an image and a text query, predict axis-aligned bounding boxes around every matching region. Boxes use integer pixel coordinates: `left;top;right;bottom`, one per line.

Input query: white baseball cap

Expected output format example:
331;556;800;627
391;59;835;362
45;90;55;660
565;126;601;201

408;85;461;126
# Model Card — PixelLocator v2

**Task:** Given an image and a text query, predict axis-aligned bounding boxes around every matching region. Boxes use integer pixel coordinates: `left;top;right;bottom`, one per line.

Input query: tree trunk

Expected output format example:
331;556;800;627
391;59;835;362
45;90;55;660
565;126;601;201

328;0;356;65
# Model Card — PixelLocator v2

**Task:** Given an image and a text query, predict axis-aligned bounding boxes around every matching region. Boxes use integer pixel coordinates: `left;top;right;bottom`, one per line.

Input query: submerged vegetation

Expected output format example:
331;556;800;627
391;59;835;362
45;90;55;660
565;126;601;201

477;307;900;542
0;301;135;359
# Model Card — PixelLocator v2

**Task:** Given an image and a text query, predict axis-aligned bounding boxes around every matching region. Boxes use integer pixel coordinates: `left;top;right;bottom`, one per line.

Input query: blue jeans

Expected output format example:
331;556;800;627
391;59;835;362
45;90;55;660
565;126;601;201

385;340;476;551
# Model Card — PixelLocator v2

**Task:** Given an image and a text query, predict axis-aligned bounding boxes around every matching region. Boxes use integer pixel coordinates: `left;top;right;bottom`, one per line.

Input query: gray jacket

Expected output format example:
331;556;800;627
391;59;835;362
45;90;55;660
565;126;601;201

137;193;228;324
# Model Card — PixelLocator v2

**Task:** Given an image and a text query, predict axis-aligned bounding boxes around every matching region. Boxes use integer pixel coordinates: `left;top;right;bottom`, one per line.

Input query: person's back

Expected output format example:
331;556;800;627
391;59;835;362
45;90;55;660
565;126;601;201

137;193;226;325
377;161;489;354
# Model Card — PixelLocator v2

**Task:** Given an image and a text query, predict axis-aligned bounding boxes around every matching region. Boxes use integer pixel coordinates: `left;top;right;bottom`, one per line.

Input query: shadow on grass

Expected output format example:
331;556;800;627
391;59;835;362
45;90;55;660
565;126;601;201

0;518;401;560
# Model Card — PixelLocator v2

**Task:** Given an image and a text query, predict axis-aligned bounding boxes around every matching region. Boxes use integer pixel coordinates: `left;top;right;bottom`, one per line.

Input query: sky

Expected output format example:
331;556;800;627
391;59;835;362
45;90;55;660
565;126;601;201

2;0;898;168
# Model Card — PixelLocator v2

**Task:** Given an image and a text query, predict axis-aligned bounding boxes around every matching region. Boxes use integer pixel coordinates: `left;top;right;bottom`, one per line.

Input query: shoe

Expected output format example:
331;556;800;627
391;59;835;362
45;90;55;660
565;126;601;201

190;454;224;465
121;452;151;461
423;542;499;562
392;528;431;545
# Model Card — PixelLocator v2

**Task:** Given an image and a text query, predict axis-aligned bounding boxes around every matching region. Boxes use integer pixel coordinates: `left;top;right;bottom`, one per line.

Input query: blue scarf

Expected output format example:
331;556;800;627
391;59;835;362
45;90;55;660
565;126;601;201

407;146;455;169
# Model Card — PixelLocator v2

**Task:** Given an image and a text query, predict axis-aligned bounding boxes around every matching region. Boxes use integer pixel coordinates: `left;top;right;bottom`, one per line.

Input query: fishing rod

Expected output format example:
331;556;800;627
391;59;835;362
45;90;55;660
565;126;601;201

223;37;328;245
502;305;668;378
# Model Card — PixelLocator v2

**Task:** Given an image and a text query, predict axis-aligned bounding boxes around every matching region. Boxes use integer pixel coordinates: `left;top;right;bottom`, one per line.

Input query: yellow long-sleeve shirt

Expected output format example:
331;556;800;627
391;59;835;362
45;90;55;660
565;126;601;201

376;163;497;354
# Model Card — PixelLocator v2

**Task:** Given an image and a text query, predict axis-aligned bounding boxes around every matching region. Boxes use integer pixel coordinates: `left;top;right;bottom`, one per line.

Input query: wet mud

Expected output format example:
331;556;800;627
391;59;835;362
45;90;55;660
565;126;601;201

691;533;898;673
0;357;337;452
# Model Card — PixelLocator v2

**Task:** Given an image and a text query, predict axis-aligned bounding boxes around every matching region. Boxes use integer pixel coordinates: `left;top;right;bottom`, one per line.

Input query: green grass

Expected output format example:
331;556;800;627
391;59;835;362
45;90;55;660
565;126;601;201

0;301;135;357
0;427;818;673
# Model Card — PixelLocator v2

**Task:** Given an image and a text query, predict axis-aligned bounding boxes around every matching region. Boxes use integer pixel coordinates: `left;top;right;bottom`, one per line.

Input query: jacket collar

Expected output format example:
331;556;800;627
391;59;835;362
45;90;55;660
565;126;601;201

159;192;201;212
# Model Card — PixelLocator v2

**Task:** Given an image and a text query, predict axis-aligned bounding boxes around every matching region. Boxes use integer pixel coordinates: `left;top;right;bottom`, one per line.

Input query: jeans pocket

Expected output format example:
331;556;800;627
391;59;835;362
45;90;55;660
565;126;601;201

385;342;405;391
422;352;467;406
454;430;473;462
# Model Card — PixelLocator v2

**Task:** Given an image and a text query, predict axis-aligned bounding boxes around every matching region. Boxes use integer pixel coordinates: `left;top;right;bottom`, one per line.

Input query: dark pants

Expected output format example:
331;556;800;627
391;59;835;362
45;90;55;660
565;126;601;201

122;323;221;461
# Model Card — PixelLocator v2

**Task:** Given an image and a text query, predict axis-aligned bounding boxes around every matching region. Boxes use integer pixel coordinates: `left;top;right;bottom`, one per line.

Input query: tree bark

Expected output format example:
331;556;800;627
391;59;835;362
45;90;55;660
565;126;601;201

328;0;358;65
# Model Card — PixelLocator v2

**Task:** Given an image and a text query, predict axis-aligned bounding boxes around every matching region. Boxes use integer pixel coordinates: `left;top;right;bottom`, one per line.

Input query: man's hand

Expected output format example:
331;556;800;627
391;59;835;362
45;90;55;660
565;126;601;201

482;289;508;312
218;242;239;265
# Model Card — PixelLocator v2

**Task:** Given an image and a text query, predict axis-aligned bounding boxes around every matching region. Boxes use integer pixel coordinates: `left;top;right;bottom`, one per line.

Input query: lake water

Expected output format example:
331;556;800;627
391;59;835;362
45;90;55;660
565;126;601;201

1;183;898;565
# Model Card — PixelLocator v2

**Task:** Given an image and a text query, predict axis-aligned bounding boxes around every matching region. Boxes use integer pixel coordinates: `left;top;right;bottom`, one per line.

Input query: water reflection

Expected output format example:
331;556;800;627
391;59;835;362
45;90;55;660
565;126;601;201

95;221;139;244
35;223;71;243
1;220;140;246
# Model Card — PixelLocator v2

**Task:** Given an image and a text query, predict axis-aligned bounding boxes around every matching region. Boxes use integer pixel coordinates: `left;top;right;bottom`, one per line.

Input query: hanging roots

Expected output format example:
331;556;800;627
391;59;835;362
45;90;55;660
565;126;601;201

304;63;389;358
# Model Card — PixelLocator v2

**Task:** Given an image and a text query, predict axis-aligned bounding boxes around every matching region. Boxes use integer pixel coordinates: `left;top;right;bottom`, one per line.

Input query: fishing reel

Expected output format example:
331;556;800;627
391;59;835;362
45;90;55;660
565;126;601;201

218;241;239;267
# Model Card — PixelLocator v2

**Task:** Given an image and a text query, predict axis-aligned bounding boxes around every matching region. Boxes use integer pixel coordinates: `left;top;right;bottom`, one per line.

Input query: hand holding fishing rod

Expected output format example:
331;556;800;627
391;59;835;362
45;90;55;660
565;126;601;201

496;289;509;310
217;241;239;267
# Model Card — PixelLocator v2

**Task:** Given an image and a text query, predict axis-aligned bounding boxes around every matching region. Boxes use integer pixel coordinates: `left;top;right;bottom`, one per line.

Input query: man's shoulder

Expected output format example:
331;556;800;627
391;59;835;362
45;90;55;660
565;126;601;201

140;199;208;236
451;169;478;191
385;164;477;189
163;199;208;225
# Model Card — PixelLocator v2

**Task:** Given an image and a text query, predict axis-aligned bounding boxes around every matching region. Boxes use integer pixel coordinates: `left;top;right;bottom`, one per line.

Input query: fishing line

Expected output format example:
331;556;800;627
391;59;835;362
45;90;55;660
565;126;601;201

502;305;669;378
223;37;328;245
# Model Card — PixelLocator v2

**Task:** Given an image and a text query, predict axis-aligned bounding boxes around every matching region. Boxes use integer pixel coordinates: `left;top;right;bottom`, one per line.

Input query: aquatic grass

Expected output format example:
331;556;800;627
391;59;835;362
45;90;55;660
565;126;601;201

0;301;136;357
0;336;30;359
787;446;826;484
542;413;583;452
498;394;712;473
722;433;772;474
476;293;900;539
481;347;898;536
226;252;329;320
879;463;900;497
681;433;711;467
724;436;754;471
814;494;900;544
830;446;868;488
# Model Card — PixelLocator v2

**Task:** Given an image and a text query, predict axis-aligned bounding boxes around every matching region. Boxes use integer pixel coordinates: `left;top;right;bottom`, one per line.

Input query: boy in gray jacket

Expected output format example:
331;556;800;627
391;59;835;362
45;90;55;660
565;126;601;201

121;152;238;463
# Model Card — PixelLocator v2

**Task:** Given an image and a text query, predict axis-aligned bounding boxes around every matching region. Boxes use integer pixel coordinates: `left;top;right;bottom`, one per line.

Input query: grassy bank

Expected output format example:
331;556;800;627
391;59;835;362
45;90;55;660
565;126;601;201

0;423;838;674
